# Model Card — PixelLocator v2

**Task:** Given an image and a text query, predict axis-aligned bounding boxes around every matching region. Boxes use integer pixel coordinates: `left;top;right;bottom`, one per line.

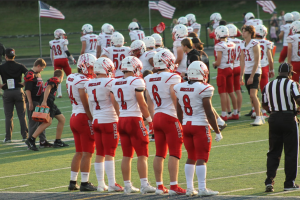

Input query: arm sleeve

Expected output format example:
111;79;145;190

267;41;273;50
22;64;28;74
200;86;214;98
97;35;102;46
214;43;224;52
25;81;34;91
286;36;294;43
75;78;89;89
166;74;181;85
65;50;71;57
129;32;135;41
131;78;145;92
80;36;86;42
101;47;109;56
280;25;284;32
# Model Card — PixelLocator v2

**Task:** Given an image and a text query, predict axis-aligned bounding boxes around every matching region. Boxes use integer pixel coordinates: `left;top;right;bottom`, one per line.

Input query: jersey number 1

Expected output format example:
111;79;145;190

92;89;100;110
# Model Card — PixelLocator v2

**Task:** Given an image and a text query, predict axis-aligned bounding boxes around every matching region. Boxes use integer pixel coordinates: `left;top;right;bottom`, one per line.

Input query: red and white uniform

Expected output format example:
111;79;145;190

111;76;149;157
174;81;214;162
215;41;235;94
173;38;187;73
241;39;262;75
287;34;300;82
101;46;131;78
129;30;145;41
80;33;98;56
97;33;112;49
140;50;156;73
190;22;201;38
144;72;183;159
66;73;95;153
279;23;292;63
187;26;194;34
155;47;165;52
245;19;263;26
84;77;119;157
228;38;242;91
49;39;72;76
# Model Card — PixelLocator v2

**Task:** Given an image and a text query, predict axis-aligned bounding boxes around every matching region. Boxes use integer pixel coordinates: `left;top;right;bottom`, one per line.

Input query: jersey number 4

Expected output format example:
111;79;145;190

117;88;127;110
67;85;78;105
183;94;193;116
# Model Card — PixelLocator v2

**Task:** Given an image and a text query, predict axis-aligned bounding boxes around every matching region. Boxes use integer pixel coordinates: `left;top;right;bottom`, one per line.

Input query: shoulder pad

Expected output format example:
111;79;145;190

24;71;35;82
49;77;60;84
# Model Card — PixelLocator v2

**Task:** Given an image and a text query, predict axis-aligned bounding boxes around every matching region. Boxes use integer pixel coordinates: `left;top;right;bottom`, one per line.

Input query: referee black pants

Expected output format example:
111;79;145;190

265;112;299;188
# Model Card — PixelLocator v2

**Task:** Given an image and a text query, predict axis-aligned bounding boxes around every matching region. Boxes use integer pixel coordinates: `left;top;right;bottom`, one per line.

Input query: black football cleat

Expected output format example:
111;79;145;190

25;139;39;151
53;140;69;148
244;109;253;116
265;184;274;192
68;181;80;191
80;182;97;192
40;140;54;148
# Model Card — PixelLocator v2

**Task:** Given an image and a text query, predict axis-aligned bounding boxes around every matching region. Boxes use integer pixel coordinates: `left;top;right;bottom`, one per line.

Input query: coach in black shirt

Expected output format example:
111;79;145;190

262;63;300;192
0;48;28;142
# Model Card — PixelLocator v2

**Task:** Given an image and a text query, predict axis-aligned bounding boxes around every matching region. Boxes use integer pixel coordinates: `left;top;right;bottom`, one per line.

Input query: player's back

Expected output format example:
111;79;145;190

281;23;292;46
144;72;181;118
140;50;156;73
245;19;263;26
173;38;187;73
49;39;68;59
191;22;201;37
129;30;145;41
174;81;214;126
98;33;112;49
257;39;273;67
66;73;90;114
81;33;98;56
214;41;235;69
111;76;145;117
85;77;118;123
287;34;300;61
228;38;242;68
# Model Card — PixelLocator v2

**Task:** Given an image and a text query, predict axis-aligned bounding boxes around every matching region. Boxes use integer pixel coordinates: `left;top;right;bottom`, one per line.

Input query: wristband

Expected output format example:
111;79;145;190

146;116;152;123
269;70;274;72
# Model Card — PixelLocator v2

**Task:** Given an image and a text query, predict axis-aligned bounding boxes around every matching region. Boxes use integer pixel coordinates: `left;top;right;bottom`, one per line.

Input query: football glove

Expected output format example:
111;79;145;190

215;132;223;142
205;22;211;28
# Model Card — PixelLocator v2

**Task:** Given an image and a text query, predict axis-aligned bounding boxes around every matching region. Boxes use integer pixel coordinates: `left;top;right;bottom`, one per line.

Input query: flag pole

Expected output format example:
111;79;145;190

257;3;260;19
149;1;152;35
38;1;42;57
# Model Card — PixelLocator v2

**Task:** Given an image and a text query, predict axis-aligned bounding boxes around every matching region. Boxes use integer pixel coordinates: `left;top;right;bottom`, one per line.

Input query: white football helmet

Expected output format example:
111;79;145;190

111;32;124;46
255;24;267;38
151;33;162;46
187;61;208;81
186;14;196;25
143;36;156;48
128;22;139;31
291;21;300;34
153;49;177;72
94;57;115;77
54;29;66;39
101;23;109;32
82;24;93;34
102;24;114;34
215;25;229;40
178;17;188;26
284;13;294;22
77;53;97;76
120;56;143;77
210;13;222;21
172;24;188;40
226;24;237;37
130;40;146;57
292;11;300;21
245;12;255;21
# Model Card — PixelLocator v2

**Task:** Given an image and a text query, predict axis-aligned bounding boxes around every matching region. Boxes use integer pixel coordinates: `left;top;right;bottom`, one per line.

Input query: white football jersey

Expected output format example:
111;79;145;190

190;22;201;38
140;50;156;73
187;26;194;34
97;33;112;49
287;34;300;62
129;30;145;41
257;39;273;67
228;38;243;68
174;81;214;126
49;39;68;59
101;46;131;78
155;47;166;52
144;72;181;118
240;39;262;74
66;73;90;115
80;33;98;56
173;38;187;73
84;77;118;124
245;19;263;26
214;41;236;69
280;23;292;46
111;76;145;117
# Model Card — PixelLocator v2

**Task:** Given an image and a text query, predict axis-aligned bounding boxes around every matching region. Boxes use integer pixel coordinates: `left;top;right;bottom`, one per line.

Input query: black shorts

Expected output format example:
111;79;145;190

39;97;61;119
244;73;261;95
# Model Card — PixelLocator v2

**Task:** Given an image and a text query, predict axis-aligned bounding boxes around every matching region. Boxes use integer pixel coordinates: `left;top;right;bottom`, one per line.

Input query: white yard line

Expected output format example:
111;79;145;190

0;185;29;191
219;187;254;194
0;150;27;155
35;185;68;192
268;190;300;196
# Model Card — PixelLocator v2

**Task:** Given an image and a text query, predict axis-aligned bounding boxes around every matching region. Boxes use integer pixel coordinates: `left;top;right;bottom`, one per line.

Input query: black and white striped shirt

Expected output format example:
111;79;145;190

262;76;300;112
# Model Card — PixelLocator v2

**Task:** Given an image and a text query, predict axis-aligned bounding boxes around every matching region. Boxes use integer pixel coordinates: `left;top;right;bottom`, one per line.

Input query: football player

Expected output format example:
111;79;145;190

96;23;114;58
227;24;243;116
172;24;188;75
240;25;263;126
174;61;222;197
66;53;97;192
140;36;156;73
178;17;193;34
244;12;263;26
186;14;201;38
144;50;186;195
49;29;76;98
291;11;300;21
101;32;131;78
278;13;294;63
213;26;238;121
128;22;145;41
84;57;123;192
130;40;147;59
151;33;165;52
287;21;300;82
80;24;98;57
110;56;156;194
255;25;274;118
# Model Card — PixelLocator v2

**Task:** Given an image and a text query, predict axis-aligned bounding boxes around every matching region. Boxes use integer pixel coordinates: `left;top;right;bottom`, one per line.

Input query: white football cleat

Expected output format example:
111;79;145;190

250;116;263;126
108;183;123;192
198;188;219;197
124;184;140;194
140;183;156;194
186;188;198;196
57;94;62;98
97;184;108;192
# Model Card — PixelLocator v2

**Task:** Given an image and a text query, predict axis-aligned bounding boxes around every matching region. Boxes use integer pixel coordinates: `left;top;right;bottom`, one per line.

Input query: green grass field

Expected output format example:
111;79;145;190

1;52;300;198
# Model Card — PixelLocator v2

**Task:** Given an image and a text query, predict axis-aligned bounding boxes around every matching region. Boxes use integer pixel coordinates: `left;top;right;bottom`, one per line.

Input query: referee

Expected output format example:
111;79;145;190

262;63;300;192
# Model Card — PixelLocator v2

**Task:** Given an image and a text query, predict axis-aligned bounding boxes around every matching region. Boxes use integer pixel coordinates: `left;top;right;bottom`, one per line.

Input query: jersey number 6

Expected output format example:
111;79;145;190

152;84;161;107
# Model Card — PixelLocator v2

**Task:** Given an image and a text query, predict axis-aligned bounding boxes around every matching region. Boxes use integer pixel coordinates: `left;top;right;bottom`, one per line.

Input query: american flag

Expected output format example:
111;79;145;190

39;1;65;20
149;1;176;19
256;1;276;14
